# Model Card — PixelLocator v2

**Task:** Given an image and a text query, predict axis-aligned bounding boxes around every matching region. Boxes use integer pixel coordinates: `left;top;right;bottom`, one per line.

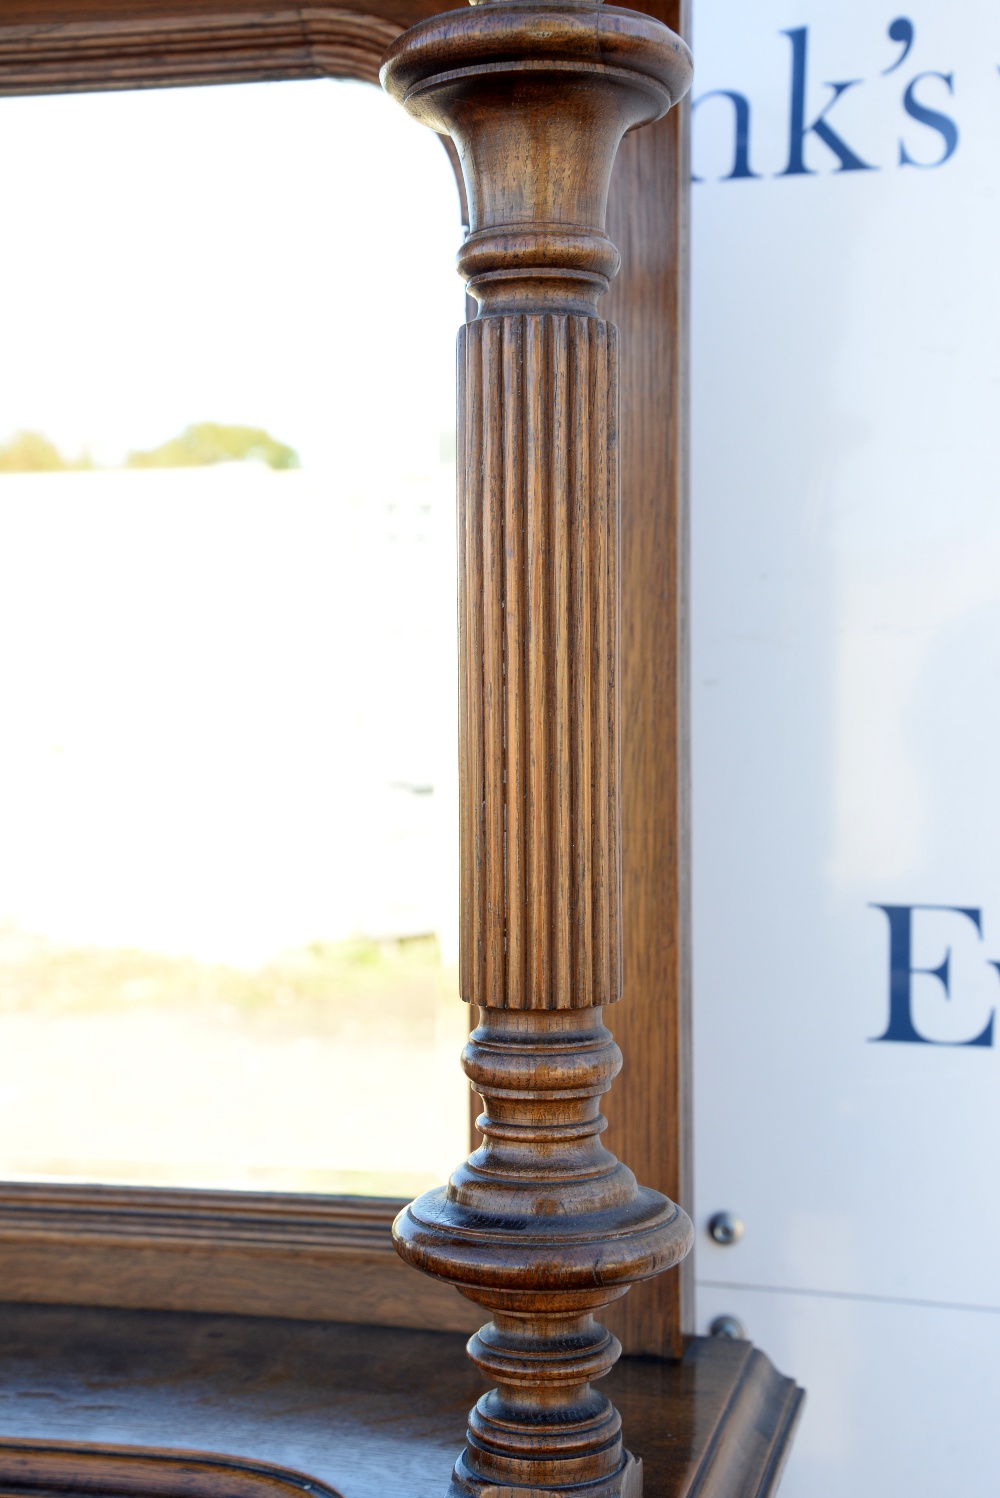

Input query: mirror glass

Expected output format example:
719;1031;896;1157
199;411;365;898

0;78;467;1196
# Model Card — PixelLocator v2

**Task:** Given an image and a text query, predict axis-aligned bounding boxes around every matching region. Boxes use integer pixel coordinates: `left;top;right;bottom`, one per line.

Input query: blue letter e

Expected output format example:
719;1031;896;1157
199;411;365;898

871;904;994;1047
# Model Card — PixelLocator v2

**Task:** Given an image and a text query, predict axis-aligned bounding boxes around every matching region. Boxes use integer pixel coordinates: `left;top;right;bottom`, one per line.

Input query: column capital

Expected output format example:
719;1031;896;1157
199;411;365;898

381;1;692;315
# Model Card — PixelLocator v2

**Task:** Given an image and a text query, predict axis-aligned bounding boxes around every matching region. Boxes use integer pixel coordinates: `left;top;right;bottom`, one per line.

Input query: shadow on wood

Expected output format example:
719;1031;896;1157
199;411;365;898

0;1304;803;1498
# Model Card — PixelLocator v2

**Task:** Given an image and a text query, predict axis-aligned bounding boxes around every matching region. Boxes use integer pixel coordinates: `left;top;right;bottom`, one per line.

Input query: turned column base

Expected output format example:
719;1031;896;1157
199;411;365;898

393;1012;693;1498
449;1450;643;1498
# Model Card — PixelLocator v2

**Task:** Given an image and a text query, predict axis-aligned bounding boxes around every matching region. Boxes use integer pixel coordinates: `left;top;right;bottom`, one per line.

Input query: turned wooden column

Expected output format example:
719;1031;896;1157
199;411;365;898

382;6;693;1494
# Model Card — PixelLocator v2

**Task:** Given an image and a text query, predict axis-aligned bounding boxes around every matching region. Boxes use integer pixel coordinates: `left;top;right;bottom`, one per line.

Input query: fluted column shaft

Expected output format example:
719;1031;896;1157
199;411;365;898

459;312;619;1012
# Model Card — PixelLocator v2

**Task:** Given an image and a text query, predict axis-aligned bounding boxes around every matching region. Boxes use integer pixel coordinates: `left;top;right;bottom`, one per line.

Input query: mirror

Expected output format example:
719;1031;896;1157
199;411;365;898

0;78;468;1196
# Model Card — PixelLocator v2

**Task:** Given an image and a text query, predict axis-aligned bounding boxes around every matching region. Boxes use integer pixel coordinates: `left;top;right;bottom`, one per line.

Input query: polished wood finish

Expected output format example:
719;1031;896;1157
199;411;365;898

0;0;693;1364
0;1304;804;1498
383;8;692;1492
0;1440;346;1498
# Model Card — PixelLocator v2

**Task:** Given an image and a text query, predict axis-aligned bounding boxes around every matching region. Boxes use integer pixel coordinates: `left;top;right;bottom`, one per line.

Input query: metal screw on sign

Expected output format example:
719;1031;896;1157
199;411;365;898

710;1315;747;1341
708;1211;744;1246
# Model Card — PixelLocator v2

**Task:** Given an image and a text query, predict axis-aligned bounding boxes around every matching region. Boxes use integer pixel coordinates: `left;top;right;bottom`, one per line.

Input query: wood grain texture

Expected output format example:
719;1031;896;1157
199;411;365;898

383;7;694;1491
459;314;620;1012
0;7;401;91
0;1305;804;1498
602;0;693;1359
0;1183;479;1333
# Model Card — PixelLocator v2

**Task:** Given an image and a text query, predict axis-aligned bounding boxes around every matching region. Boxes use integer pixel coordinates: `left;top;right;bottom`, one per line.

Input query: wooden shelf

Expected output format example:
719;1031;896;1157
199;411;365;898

0;1303;801;1498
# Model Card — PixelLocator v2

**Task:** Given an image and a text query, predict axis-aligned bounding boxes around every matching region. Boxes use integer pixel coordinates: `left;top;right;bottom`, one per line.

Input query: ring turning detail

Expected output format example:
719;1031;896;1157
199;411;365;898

381;5;693;1493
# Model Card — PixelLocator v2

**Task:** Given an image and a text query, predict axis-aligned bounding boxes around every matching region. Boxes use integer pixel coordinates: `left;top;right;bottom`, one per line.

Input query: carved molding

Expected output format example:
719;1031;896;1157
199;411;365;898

679;1344;805;1496
0;1183;480;1332
0;8;401;92
0;1180;398;1250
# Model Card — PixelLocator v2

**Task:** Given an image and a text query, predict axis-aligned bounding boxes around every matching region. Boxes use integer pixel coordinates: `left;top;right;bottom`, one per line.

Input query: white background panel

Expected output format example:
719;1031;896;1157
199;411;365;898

692;0;1000;1306
690;0;1000;1484
695;1285;1000;1498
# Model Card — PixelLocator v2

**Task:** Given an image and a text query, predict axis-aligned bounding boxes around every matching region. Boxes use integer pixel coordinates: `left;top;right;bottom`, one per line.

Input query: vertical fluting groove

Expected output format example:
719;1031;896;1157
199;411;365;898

457;329;471;1005
590;322;610;1005
482;318;505;1007
524;317;549;1010
606;326;621;1002
502;316;526;1007
471;323;488;1006
458;325;482;1005
459;313;619;1011
569;317;593;1006
550;316;570;1009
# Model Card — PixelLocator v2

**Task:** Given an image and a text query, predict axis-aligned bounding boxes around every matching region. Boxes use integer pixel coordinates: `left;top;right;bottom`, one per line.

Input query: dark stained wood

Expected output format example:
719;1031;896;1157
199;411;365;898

0;0;695;1370
0;1440;347;1498
0;1305;804;1498
611;1341;804;1497
382;8;693;1491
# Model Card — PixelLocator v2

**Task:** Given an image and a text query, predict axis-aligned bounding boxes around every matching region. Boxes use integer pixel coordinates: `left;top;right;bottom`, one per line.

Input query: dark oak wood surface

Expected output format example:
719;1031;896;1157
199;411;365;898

0;1305;803;1498
0;1439;349;1498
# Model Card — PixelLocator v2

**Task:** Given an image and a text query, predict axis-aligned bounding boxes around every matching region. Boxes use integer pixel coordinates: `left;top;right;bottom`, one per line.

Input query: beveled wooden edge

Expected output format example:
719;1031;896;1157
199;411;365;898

0;1327;804;1498
0;1180;401;1248
0;1436;347;1498
0;6;398;90
682;1341;805;1498
0;1183;481;1333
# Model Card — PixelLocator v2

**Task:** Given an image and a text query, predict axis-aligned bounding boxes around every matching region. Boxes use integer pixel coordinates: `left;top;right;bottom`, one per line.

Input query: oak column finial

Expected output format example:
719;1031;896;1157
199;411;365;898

382;6;694;1494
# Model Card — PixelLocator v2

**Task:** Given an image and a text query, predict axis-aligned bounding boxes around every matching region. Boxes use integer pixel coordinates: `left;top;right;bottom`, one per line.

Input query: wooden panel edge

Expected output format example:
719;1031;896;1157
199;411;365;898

603;7;692;1355
0;1237;481;1332
0;6;401;92
0;1185;481;1331
0;1181;403;1247
684;1342;806;1498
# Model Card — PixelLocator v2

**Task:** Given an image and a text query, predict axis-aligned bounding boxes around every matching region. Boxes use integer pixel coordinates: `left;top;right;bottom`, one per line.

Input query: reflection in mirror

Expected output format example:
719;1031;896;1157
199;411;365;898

0;79;467;1196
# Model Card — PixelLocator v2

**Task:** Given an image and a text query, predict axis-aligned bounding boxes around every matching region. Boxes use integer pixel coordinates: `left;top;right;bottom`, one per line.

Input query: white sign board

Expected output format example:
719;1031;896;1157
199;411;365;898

689;3;1000;1492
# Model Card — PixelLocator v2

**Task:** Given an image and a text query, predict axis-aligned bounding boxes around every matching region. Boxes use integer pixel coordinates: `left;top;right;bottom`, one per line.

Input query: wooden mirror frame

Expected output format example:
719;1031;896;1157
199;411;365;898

0;0;691;1362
